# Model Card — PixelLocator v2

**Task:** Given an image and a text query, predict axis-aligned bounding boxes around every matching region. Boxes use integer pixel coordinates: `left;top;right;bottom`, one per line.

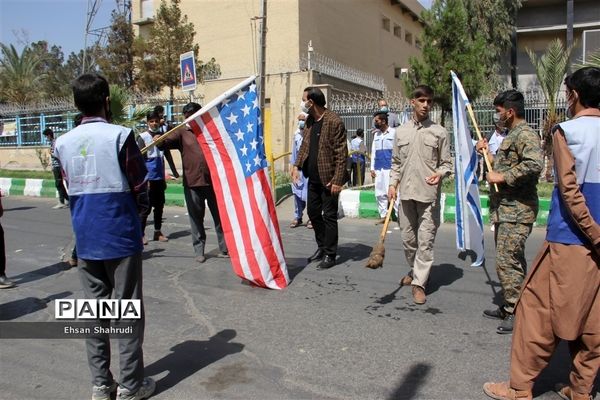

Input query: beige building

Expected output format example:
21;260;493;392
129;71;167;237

132;0;424;170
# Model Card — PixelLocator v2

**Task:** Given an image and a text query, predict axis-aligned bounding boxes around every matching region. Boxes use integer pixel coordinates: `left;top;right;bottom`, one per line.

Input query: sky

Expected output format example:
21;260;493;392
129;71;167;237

1;0;433;57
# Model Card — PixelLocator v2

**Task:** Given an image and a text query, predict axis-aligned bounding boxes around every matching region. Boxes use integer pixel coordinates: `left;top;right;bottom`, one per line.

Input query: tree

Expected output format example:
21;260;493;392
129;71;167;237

465;0;521;77
97;10;135;88
109;84;151;129
402;0;489;125
574;48;600;69
29;41;72;98
0;43;44;103
526;38;574;181
64;45;102;80
140;0;221;101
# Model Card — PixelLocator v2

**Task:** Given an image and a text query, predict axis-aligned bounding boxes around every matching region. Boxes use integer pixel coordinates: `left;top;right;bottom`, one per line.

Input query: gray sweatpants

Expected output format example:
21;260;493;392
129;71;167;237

78;253;145;392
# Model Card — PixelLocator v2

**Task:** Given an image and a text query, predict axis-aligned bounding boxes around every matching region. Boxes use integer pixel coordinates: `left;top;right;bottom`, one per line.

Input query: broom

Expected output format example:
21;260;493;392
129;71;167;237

365;189;397;269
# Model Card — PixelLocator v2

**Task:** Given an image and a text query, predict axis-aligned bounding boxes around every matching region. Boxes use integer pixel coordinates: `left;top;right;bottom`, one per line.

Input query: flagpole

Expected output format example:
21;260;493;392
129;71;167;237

141;75;257;154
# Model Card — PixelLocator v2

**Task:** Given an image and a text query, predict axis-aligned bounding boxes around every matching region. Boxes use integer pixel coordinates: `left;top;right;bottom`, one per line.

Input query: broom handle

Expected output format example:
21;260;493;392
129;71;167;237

378;189;397;243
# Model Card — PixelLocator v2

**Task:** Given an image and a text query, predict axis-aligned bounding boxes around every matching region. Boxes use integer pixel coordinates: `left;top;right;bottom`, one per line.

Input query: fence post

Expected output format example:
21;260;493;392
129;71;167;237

16;116;22;147
40;113;46;143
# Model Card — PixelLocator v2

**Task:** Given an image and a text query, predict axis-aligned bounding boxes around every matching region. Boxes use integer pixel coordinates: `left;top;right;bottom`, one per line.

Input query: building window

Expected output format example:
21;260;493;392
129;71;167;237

382;16;391;32
393;24;402;38
141;0;153;19
405;31;413;45
394;67;408;79
415;39;422;49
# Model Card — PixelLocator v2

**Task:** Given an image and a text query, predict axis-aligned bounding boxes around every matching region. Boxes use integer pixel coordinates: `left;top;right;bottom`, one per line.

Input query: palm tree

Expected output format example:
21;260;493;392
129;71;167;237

0;43;45;104
526;38;574;182
109;84;151;130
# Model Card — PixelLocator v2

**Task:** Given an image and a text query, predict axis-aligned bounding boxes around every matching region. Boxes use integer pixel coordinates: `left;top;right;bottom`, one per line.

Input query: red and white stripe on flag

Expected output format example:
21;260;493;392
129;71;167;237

187;79;289;289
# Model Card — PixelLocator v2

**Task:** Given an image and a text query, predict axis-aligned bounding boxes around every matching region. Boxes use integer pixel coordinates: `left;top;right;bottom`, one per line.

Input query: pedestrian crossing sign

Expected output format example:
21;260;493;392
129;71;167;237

180;51;197;91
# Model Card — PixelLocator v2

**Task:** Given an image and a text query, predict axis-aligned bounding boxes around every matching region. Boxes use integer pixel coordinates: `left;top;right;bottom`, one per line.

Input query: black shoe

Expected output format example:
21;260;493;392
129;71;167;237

497;314;514;334
307;249;325;263
483;307;508;320
317;255;336;269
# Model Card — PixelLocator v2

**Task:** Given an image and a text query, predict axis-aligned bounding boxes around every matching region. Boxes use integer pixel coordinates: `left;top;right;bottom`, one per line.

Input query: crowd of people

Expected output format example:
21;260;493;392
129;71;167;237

0;66;598;399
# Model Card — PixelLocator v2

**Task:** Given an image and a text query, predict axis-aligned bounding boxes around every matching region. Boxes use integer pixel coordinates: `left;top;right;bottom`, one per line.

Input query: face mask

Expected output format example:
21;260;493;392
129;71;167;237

298;120;305;129
374;122;382;130
300;100;310;114
493;111;508;128
149;126;161;133
380;106;389;113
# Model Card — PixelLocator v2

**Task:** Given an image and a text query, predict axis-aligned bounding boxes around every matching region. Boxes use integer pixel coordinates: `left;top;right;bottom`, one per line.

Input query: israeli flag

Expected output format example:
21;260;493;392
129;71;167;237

451;71;485;267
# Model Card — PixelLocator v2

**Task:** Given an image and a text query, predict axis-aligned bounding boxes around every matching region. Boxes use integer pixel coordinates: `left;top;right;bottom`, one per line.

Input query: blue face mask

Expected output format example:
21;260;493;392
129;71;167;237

380;106;389;113
298;121;305;129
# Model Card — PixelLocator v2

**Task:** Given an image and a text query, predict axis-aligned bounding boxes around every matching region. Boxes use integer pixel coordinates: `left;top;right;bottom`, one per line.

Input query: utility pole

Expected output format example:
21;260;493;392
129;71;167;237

566;0;574;73
258;0;267;112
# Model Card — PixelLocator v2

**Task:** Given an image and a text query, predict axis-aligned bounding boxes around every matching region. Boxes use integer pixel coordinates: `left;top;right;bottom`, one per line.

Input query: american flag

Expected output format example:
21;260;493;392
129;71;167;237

187;77;289;289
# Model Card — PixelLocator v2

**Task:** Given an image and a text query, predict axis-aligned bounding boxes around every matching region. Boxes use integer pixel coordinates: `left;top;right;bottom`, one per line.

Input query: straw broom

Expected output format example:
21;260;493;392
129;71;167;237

365;191;397;269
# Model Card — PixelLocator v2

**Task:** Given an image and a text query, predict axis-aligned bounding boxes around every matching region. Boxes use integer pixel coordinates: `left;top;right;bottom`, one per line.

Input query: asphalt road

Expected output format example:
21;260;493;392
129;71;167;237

0;196;596;400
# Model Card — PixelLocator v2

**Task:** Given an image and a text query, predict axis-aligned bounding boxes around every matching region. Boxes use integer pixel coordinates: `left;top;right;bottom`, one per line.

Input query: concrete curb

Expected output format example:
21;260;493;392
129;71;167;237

0;177;293;209
339;188;551;226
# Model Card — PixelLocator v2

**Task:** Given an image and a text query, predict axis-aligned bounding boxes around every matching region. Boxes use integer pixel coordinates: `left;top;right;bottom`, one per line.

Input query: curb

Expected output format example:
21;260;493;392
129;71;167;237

0;177;293;209
339;188;551;226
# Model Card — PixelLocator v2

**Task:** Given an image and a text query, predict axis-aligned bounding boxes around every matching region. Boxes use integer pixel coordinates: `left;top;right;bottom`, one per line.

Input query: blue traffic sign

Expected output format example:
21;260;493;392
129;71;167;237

180;51;197;91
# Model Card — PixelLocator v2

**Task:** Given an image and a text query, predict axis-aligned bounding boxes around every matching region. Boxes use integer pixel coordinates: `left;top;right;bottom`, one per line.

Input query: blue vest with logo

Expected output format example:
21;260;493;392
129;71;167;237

55;121;143;259
372;128;395;170
139;131;165;181
546;116;600;245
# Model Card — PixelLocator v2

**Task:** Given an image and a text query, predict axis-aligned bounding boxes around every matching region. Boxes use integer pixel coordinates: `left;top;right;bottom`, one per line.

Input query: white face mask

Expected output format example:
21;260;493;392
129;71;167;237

298;120;305;129
300;100;310;114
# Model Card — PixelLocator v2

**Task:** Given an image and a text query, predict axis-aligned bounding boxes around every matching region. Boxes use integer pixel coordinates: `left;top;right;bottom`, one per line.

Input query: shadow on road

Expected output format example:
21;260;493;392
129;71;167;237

10;262;70;285
4;206;36;212
142;248;165;260
145;329;244;395
285;257;308;282
0;291;72;320
426;263;463;295
164;229;191;240
387;362;432;400
337;243;372;264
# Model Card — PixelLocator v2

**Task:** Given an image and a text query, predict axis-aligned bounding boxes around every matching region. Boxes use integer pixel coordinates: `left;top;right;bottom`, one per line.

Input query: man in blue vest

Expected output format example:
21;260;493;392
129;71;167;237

54;74;155;400
483;67;600;400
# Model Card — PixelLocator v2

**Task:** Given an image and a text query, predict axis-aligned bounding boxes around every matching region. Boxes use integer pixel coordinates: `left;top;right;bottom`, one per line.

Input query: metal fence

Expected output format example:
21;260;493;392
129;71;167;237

337;97;568;169
0;100;191;147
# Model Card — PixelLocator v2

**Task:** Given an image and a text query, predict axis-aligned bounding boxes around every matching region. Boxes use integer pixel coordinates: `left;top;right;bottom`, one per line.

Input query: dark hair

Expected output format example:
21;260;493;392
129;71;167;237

412;85;434;99
564;67;600;108
73;113;83;127
182;102;202;117
153;105;165;115
373;111;388;123
356;128;364;137
493;89;525;118
303;87;326;107
42;128;53;137
146;110;161;121
72;73;110;116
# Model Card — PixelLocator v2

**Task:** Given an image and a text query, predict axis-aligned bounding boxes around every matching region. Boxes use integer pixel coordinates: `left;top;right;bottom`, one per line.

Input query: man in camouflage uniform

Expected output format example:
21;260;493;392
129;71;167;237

476;90;543;334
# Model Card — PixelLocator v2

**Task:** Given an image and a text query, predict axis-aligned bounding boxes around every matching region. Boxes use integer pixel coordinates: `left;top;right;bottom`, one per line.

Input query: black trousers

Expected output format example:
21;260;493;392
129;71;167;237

52;166;69;204
307;181;339;257
141;180;166;232
351;161;365;186
0;222;5;276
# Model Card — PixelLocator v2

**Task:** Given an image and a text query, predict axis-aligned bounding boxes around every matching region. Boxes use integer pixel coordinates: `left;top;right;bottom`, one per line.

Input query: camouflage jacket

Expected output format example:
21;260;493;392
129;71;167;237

490;121;543;224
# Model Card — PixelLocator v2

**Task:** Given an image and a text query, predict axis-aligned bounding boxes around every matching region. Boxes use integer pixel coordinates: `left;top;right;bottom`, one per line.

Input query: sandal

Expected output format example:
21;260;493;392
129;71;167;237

290;219;302;228
306;220;313;229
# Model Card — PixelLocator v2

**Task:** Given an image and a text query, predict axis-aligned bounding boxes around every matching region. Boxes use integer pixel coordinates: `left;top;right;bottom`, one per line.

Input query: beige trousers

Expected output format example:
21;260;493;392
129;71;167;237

398;199;440;288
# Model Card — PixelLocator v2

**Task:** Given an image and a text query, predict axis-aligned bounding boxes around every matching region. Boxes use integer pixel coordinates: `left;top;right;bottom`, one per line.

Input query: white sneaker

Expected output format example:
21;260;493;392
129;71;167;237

52;203;64;209
92;381;117;400
117;377;156;400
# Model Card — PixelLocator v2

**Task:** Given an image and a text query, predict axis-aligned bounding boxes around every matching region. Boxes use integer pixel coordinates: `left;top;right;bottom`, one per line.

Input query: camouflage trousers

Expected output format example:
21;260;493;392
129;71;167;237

494;222;533;314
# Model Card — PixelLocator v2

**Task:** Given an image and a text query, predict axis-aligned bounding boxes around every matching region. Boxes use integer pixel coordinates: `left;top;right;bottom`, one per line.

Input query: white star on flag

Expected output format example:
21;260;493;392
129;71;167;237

241;104;251;116
246;122;254;133
226;112;238;125
249;138;258;150
235;129;244;141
